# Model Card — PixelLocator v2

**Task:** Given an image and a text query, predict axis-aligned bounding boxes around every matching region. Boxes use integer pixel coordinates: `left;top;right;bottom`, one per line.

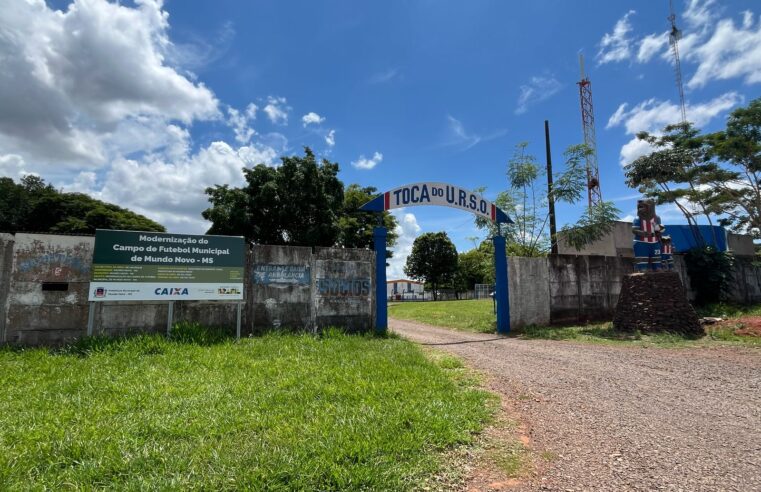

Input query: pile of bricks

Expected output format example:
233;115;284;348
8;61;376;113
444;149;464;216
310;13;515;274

613;271;703;336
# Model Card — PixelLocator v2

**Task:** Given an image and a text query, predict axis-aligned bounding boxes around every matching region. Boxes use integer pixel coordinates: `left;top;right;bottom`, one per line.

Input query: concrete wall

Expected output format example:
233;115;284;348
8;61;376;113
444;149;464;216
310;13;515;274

547;255;634;325
4;234;94;345
0;233;15;342
728;233;755;257
251;244;313;331
2;234;376;345
508;257;550;328
557;221;634;257
313;247;375;332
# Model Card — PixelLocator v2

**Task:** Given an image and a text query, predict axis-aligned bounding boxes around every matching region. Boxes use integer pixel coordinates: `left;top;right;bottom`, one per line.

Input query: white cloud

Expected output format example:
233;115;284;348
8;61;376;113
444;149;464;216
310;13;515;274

352;152;383;170
606;103;629;129
515;76;562;115
684;0;719;29
263;96;290;125
443;115;507;150
0;0;219;167
597;10;637;65
387;212;421;279
607;92;743;165
368;67;400;84
227;103;258;144
65;138;279;234
0;154;28;180
637;32;669;63
686;12;761;88
325;129;336;147
301;112;325;127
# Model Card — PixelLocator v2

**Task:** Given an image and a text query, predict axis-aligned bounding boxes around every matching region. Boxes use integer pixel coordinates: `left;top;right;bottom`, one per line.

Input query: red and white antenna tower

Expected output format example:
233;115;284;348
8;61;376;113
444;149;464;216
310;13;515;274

668;0;688;124
577;54;602;208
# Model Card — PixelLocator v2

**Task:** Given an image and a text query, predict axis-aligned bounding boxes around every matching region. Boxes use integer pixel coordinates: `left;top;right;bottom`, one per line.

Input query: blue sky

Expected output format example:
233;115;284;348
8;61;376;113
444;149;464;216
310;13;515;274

2;0;760;277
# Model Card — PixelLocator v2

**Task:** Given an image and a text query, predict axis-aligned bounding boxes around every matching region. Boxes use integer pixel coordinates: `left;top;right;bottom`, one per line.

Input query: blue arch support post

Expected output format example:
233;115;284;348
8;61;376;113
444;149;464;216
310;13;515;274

373;225;388;334
493;232;510;335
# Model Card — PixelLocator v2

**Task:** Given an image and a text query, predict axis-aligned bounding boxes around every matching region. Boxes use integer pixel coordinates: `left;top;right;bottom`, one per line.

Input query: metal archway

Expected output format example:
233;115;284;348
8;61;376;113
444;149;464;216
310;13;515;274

361;182;513;335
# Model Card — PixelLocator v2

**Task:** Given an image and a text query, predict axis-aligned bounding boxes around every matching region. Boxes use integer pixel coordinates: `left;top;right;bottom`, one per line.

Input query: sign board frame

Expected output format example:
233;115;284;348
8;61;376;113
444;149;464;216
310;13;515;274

87;229;246;337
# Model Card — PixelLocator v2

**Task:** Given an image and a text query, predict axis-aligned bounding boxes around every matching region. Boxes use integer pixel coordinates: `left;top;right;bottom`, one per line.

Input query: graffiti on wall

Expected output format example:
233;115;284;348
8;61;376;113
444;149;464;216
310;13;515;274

17;253;90;276
254;264;311;285
316;278;371;297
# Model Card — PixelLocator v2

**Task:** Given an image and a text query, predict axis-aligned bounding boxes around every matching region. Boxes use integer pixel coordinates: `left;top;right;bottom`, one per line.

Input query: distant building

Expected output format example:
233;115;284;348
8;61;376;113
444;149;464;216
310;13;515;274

387;279;425;300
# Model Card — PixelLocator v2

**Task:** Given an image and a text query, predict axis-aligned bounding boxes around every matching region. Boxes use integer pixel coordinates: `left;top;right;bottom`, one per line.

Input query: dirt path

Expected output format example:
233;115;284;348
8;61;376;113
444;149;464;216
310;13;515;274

391;318;761;491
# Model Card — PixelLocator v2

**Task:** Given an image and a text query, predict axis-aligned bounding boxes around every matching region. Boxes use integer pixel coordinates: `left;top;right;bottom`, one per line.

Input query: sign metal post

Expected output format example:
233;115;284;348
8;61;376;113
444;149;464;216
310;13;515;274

167;301;174;336
86;301;95;336
236;302;242;339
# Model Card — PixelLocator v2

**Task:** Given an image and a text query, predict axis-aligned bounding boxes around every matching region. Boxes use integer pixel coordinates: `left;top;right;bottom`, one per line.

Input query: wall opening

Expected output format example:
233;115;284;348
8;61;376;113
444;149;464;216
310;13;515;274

41;282;69;292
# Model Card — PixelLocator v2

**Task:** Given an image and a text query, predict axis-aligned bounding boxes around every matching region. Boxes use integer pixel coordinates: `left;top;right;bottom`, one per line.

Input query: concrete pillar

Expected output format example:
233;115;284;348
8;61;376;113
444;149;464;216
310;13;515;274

373;226;387;334
493;234;510;335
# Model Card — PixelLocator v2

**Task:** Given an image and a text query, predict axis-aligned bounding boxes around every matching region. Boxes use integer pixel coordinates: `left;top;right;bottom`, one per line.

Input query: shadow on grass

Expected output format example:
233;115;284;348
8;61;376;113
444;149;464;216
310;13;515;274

510;323;705;343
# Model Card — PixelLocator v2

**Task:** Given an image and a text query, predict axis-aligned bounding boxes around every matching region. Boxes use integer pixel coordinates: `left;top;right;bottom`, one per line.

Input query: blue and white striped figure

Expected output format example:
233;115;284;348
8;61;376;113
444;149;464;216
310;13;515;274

661;235;674;270
632;199;664;272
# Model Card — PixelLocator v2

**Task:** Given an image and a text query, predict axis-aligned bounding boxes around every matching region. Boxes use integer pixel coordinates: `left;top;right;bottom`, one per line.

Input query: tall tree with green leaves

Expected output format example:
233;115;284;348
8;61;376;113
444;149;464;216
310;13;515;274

0;175;164;234
702;97;761;238
623;122;718;246
404;232;458;301
452;242;494;293
204;147;344;246
338;184;398;257
476;142;620;254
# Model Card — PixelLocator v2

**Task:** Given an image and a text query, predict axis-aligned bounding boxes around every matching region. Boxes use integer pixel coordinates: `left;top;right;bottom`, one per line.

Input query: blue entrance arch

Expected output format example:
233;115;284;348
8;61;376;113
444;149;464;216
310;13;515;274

360;182;513;335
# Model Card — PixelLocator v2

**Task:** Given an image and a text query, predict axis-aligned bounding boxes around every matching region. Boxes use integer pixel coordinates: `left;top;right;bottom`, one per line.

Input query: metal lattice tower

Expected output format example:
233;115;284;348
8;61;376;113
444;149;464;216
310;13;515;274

577;54;602;208
669;0;688;124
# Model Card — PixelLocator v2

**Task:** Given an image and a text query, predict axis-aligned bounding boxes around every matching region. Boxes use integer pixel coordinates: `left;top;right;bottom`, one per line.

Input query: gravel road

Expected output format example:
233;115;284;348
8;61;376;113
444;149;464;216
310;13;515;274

391;318;761;491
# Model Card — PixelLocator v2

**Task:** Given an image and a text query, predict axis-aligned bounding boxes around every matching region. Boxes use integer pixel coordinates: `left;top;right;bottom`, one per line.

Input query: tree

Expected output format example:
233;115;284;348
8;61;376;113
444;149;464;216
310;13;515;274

476;142;620;254
404;232;458;301
452;242;494;293
337;184;398;258
204;147;344;246
0;175;164;234
702;97;761;238
624;122;718;246
203;149;400;251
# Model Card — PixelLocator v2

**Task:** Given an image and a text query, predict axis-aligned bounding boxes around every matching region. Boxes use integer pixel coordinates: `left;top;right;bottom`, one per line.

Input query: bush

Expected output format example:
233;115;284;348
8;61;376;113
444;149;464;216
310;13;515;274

684;247;735;305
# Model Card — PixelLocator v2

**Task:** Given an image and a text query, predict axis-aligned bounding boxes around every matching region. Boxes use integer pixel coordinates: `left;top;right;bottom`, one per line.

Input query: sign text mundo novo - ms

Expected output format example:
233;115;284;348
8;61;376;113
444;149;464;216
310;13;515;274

360;182;511;224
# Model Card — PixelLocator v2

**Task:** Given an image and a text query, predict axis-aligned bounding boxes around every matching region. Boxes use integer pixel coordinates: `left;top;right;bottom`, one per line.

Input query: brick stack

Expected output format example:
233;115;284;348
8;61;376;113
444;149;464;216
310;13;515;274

613;271;703;336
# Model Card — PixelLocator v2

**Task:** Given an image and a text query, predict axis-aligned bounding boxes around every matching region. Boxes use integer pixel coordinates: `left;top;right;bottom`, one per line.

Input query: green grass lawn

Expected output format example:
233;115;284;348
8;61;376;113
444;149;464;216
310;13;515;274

0;328;494;490
389;300;496;334
389;299;761;348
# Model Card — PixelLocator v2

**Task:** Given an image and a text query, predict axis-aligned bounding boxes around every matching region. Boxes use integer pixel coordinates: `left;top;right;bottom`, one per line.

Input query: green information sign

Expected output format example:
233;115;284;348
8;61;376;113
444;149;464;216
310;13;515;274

89;230;245;301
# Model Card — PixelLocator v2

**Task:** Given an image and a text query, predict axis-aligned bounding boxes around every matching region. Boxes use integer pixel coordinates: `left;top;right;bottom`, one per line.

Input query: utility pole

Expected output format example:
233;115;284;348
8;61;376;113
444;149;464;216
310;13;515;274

545;120;558;255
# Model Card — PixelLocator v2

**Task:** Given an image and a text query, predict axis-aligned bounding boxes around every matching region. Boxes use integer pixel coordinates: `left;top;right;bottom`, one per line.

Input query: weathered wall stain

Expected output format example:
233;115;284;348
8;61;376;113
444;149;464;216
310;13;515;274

17;253;89;275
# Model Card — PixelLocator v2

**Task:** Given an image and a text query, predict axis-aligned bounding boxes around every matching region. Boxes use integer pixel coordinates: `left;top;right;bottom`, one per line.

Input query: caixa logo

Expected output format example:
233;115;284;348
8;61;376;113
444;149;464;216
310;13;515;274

154;287;189;296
